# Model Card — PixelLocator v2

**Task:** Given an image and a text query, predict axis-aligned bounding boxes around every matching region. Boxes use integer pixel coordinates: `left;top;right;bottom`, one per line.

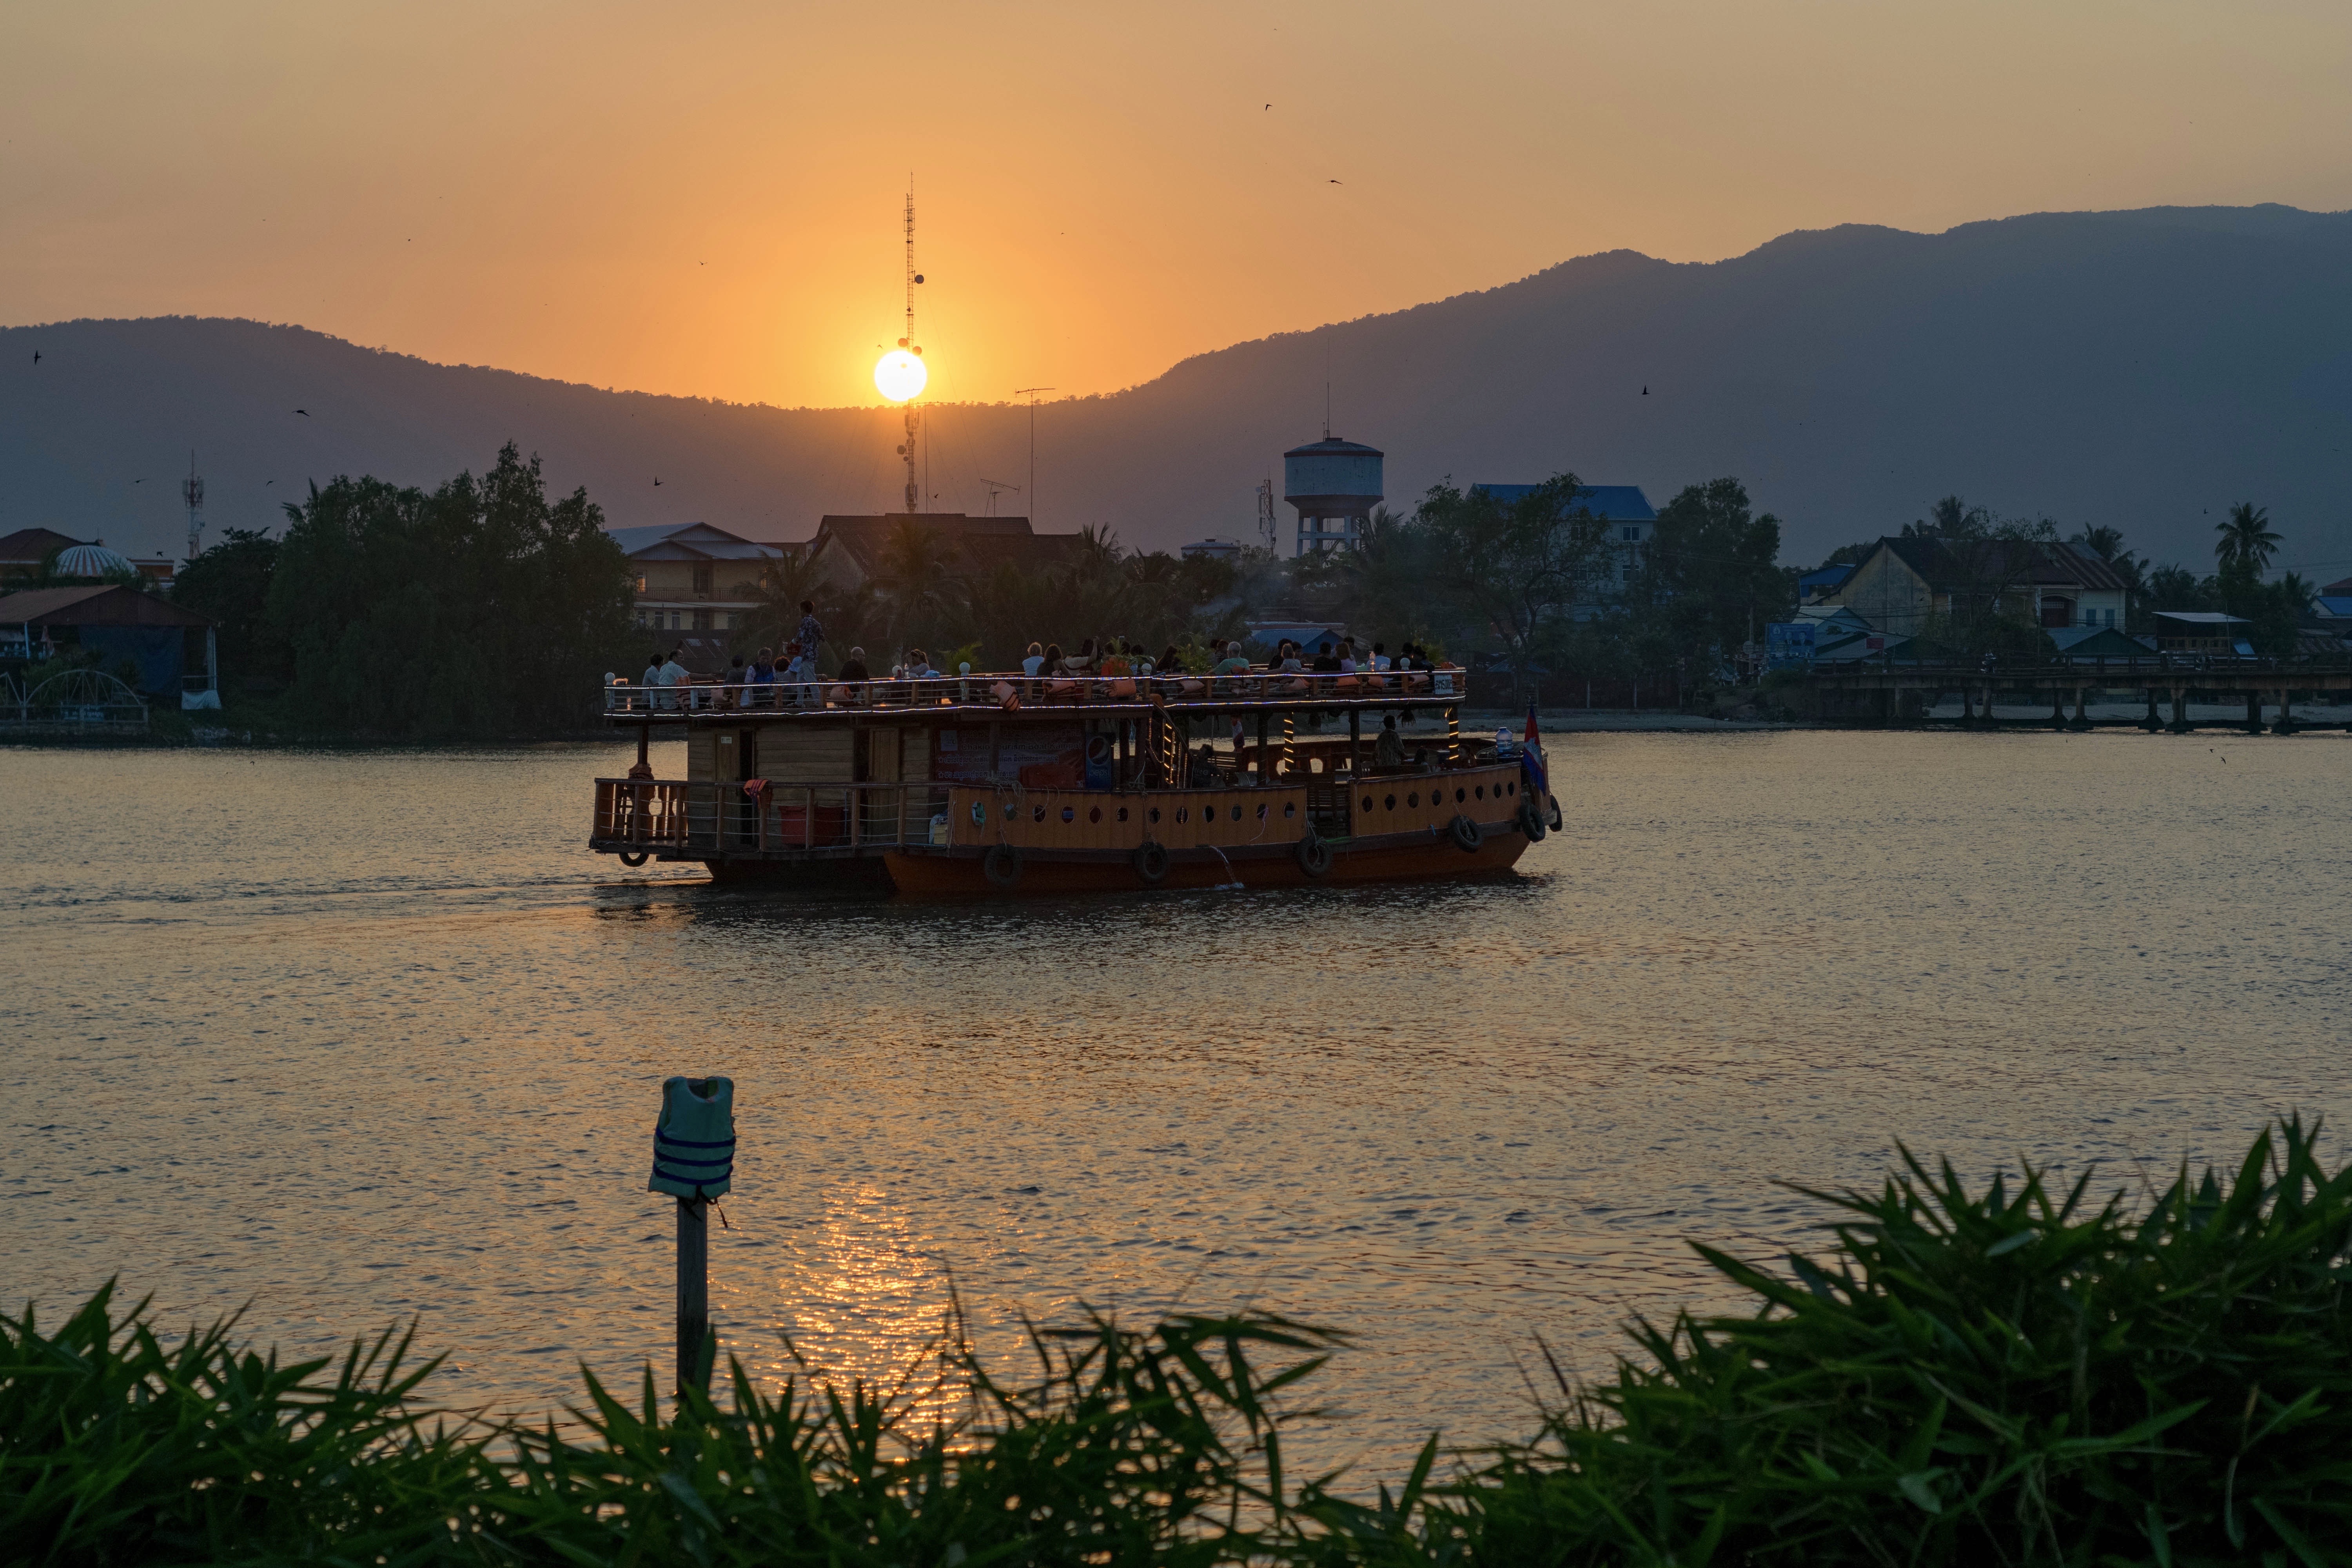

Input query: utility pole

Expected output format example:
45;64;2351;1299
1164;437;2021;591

901;186;922;514
1013;387;1054;525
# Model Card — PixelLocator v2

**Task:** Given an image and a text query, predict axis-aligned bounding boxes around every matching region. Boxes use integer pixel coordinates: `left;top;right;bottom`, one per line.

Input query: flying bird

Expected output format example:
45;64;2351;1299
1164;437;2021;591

1328;178;1341;184
1642;386;1648;395
31;351;40;365
1264;103;1271;110
293;408;310;416
134;478;145;484
653;477;663;486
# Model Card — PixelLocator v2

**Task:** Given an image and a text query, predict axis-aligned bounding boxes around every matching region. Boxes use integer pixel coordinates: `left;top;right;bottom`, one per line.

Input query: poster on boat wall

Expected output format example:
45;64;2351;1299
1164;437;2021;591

934;724;1086;788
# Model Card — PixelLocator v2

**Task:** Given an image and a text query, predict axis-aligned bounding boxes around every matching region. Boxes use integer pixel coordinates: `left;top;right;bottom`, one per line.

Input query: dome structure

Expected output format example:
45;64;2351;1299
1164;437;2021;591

52;543;134;578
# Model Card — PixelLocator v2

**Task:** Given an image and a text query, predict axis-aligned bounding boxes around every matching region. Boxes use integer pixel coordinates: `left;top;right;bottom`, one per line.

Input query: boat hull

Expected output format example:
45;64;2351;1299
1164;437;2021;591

883;827;1532;895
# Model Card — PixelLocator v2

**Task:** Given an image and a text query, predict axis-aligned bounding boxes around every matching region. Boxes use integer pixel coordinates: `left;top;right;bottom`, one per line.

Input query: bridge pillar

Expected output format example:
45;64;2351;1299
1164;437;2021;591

2048;689;2067;730
2272;690;2296;735
2245;693;2265;735
2070;686;2092;731
1959;684;1975;722
2140;689;2163;733
2168;688;2192;733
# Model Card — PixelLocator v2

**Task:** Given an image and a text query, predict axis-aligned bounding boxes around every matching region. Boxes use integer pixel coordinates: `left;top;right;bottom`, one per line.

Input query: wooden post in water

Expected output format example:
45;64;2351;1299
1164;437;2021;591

676;1196;709;1394
648;1075;735;1400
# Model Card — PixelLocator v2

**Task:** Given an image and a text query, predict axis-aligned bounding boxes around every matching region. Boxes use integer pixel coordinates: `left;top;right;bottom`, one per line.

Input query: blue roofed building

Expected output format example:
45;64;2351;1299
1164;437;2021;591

1472;482;1658;614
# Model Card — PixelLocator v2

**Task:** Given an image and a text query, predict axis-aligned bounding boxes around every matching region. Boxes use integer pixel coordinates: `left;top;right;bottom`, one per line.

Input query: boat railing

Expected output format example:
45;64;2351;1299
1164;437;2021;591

601;666;1465;716
594;778;961;855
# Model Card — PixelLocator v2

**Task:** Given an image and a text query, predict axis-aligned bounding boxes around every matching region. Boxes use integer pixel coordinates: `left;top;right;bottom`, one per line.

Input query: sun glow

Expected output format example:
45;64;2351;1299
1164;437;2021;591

873;349;927;403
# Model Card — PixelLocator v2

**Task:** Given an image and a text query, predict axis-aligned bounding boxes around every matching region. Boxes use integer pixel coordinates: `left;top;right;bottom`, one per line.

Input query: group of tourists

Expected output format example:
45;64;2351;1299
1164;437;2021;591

621;611;1461;712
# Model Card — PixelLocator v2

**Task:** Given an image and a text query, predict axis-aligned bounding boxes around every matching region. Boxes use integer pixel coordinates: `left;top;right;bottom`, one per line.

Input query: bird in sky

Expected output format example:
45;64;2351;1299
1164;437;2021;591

1642;386;1649;395
134;478;145;484
653;477;663;487
1264;103;1271;110
1328;178;1341;184
293;408;310;416
31;351;40;365
266;479;275;486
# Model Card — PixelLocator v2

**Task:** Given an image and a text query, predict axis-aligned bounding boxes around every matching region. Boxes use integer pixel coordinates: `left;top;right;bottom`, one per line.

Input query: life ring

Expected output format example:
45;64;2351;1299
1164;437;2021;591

1545;794;1563;831
983;843;1023;890
1448;813;1483;854
619;848;651;867
1516;799;1547;842
1132;840;1170;886
1296;833;1332;878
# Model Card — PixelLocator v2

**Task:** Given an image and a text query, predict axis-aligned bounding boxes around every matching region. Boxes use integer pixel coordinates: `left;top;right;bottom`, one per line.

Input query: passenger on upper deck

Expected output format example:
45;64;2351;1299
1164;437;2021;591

797;601;824;668
1212;641;1251;677
659;648;689;710
1099;642;1132;677
1274;641;1304;674
1022;642;1046;677
1039;642;1066;677
836;646;871;683
1156;643;1184;675
1067;638;1095;674
905;648;936;678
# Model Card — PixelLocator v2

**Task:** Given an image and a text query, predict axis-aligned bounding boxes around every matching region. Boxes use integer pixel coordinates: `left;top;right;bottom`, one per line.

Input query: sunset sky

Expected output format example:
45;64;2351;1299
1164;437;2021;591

9;1;2350;413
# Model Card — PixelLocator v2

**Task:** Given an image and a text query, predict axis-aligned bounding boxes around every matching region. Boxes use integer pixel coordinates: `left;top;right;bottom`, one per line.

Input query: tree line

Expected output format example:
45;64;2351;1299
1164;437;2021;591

171;443;636;737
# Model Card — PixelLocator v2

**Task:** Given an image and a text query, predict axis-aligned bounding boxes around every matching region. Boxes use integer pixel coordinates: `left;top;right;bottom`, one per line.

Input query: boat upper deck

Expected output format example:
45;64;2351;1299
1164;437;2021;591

603;667;1467;725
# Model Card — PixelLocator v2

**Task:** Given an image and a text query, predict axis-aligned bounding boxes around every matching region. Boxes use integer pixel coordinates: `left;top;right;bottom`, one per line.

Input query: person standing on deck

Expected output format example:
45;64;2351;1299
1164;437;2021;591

1376;713;1406;769
796;601;824;672
659;648;689;711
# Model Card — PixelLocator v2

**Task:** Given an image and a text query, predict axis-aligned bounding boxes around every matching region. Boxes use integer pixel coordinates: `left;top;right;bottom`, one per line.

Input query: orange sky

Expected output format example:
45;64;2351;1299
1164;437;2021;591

9;1;2351;413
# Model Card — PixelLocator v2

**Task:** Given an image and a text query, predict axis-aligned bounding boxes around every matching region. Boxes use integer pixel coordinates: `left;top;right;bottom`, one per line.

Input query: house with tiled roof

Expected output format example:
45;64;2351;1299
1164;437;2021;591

1817;536;2131;638
800;513;1089;590
605;521;791;652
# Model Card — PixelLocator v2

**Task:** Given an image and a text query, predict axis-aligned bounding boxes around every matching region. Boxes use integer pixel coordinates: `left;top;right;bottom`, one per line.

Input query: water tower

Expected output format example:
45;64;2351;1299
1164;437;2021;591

1282;436;1382;556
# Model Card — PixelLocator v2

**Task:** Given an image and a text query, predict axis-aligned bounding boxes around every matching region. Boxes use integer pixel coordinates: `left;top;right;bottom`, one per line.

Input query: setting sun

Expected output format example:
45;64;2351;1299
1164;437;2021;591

873;349;926;403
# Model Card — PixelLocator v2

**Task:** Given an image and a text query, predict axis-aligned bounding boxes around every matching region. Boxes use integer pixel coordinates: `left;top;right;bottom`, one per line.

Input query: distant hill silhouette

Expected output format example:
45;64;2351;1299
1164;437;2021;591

7;203;2350;573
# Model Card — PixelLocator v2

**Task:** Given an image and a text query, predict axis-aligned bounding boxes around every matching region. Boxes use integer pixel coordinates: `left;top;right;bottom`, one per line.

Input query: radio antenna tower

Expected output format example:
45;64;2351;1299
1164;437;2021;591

899;180;921;513
181;450;205;562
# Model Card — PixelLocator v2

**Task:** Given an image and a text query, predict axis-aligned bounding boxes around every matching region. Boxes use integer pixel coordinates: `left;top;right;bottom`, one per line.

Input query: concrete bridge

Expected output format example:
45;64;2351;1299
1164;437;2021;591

1804;657;2352;732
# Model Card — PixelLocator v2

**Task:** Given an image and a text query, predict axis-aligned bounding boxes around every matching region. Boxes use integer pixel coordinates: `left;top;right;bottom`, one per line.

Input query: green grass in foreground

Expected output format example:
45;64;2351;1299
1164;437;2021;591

11;1119;2352;1566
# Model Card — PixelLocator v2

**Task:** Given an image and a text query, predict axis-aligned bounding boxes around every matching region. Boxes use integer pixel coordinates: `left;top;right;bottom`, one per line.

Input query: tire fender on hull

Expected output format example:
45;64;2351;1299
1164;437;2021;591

1296;833;1332;877
984;843;1023;890
1133;840;1170;886
1448;814;1483;853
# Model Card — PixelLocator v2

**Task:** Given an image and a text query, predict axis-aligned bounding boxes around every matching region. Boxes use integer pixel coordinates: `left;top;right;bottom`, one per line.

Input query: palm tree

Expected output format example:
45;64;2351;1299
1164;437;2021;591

2278;571;2318;618
872;517;958;656
2216;503;2281;573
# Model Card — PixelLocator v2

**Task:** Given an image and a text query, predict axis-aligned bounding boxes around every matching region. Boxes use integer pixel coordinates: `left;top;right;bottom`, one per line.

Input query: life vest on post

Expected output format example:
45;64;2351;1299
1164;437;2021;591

648;1076;735;1199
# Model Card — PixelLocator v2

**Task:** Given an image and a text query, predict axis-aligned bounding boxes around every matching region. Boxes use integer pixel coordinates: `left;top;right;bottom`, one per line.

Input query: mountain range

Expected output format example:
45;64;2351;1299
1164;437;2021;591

6;203;2350;576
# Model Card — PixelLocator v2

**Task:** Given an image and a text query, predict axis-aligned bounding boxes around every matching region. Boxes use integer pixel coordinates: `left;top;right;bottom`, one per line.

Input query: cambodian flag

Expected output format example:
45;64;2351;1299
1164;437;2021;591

1520;701;1548;799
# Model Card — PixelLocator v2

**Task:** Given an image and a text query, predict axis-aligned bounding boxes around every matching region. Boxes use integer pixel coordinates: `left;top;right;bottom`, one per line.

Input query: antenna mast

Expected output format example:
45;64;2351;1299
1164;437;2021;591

1013;385;1054;525
900;181;920;513
181;450;205;563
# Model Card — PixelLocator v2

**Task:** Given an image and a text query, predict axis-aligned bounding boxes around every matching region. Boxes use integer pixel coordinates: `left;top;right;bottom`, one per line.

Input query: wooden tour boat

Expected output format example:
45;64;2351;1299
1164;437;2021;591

588;666;1559;895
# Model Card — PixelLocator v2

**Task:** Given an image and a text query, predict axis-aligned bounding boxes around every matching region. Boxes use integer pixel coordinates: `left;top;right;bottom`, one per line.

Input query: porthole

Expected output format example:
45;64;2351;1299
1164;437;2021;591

1407;791;1419;808
1360;795;1374;812
1384;793;1396;810
1089;806;1102;824
1117;806;1129;822
1004;803;1016;819
1176;807;1189;824
1230;805;1243;821
1507;781;1517;796
1061;806;1076;823
1283;801;1296;818
1255;803;1269;819
1033;805;1047;822
1474;784;1485;800
1454;787;1466;804
1149;807;1161;824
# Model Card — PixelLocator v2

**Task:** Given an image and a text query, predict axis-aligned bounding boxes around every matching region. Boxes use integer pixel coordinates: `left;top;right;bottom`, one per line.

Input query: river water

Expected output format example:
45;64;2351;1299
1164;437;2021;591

4;731;2347;1476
